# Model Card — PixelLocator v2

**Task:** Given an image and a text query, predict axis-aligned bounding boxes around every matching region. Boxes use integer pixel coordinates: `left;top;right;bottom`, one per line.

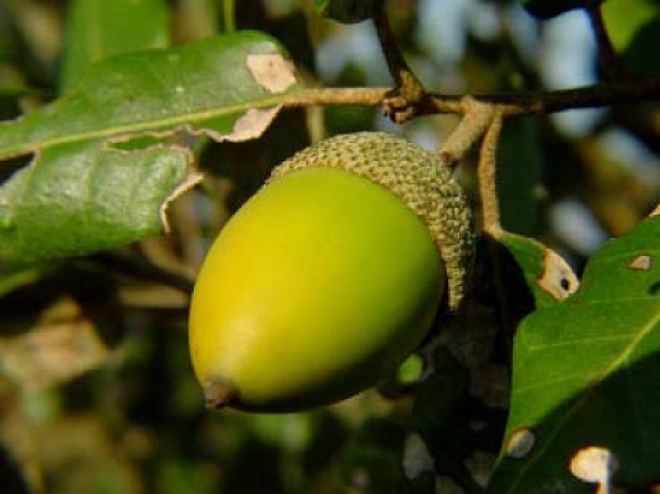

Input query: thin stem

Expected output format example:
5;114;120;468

478;113;504;236
279;78;660;116
223;0;236;33
438;98;496;165
372;0;425;122
429;78;660;116
372;0;422;94
584;1;624;79
282;87;389;108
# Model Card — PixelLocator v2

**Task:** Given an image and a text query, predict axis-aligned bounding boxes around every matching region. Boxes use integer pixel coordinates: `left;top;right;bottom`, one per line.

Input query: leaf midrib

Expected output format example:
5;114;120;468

0;96;284;160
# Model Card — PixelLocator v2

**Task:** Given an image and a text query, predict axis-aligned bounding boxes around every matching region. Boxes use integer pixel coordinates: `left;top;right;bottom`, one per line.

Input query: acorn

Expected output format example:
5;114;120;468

189;132;473;412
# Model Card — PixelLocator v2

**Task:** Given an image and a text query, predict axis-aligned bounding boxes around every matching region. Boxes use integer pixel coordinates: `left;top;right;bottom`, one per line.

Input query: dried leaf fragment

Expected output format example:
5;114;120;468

228;107;281;142
0;297;109;392
118;284;190;309
246;53;297;93
160;169;203;233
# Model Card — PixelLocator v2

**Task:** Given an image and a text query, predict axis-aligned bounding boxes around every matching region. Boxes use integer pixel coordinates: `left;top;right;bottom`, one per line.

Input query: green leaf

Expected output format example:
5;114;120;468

602;0;657;49
490;215;660;492
0;32;301;261
397;353;424;385
520;0;604;20
477;232;579;343
315;0;375;23
0;32;300;160
0;140;188;260
602;0;660;77
60;0;170;90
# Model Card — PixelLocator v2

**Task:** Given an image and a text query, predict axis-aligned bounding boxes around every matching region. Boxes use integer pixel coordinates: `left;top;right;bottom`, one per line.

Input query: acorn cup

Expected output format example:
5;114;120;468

189;132;474;412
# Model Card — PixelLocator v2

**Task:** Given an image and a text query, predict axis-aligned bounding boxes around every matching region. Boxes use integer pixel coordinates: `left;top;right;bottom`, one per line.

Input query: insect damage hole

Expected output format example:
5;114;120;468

570;446;618;494
628;254;652;271
537;249;579;300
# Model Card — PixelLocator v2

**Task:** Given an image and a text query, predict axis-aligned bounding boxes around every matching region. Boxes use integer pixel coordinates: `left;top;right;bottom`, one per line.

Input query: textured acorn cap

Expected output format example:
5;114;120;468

269;132;474;311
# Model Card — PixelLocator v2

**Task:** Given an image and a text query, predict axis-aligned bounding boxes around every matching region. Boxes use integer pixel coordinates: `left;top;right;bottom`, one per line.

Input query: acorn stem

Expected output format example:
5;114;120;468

478;112;504;236
203;376;235;410
439;99;496;165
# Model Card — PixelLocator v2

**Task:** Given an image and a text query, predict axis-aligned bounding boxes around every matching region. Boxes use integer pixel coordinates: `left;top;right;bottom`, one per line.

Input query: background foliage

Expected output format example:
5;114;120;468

0;0;658;493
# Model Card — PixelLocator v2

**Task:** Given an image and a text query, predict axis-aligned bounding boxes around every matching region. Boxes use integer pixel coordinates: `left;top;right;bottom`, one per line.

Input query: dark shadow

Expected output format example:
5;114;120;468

649;281;660;296
0;445;30;494
199;109;311;214
474;235;536;337
302;411;349;476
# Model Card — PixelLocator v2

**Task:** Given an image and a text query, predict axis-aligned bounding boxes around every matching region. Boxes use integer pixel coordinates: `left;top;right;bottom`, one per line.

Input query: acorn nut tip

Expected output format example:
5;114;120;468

204;376;235;410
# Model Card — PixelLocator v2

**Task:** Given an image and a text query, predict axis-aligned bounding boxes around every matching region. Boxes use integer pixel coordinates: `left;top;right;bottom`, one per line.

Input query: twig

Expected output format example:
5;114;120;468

281;78;660;116
478;113;504;236
584;1;624;79
432;78;660;115
372;0;426;123
1;80;658;162
283;87;389;109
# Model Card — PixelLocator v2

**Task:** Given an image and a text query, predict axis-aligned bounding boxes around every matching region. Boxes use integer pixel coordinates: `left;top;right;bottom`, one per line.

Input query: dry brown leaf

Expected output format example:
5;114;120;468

0;297;110;392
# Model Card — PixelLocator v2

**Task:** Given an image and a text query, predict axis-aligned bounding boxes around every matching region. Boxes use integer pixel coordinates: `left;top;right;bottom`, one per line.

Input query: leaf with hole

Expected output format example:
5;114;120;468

0;140;189;261
494;232;579;311
0;31;301;261
489;215;660;493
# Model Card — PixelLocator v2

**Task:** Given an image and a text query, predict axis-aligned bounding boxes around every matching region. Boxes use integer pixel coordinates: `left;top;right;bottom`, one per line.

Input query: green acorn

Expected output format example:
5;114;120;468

189;132;473;412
